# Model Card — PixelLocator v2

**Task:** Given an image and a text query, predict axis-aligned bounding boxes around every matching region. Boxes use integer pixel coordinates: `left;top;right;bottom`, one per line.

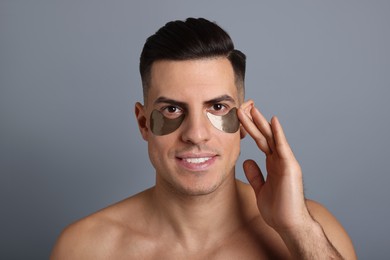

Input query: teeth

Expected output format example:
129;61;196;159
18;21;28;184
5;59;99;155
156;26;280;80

183;157;211;164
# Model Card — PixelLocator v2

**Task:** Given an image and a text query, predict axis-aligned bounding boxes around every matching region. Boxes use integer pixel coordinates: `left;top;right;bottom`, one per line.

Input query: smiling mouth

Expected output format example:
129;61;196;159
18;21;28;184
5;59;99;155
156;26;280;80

182;157;212;164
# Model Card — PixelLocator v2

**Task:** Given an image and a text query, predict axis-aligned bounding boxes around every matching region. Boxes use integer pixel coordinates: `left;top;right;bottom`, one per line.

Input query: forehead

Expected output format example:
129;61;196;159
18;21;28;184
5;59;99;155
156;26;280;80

147;58;238;105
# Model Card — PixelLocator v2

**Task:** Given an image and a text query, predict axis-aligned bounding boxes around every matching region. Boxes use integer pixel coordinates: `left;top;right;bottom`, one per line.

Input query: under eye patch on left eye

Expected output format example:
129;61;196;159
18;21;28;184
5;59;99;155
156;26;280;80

150;107;240;136
206;107;239;133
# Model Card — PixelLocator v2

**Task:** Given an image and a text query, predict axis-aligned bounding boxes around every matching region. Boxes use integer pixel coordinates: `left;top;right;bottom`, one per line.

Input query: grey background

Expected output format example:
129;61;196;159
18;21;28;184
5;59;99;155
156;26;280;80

1;1;389;259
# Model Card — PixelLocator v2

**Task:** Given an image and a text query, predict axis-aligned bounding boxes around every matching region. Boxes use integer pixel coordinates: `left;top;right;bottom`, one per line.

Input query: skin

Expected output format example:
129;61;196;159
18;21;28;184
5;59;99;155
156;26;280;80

51;58;357;259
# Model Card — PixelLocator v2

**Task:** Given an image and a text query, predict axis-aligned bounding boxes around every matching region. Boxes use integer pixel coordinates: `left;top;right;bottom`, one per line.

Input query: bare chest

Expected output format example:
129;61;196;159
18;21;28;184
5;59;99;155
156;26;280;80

109;228;289;260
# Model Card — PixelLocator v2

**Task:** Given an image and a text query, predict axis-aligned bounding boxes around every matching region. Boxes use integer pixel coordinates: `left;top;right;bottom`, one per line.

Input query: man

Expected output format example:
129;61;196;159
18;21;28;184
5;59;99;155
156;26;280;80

51;18;356;259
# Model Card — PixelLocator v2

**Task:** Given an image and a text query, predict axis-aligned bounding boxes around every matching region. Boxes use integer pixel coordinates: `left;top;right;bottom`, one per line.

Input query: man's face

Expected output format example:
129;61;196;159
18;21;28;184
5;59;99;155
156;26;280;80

138;58;242;196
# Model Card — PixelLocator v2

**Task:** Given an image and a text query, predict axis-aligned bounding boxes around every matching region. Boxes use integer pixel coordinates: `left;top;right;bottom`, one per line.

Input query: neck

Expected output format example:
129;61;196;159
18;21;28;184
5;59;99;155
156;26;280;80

151;174;245;249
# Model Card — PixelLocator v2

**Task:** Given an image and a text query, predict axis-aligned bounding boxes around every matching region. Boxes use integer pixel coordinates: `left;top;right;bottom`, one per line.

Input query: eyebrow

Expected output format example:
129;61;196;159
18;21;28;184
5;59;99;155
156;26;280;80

204;95;237;106
154;95;237;108
154;97;188;109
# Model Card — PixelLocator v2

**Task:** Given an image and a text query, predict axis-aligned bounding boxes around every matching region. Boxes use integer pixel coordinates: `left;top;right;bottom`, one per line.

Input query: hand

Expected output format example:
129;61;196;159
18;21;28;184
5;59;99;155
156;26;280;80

237;103;311;232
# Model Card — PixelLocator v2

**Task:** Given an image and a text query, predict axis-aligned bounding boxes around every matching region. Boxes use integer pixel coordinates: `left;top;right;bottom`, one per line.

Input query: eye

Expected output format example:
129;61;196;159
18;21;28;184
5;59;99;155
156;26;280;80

209;103;228;115
161;105;183;119
166;106;179;113
212;104;224;111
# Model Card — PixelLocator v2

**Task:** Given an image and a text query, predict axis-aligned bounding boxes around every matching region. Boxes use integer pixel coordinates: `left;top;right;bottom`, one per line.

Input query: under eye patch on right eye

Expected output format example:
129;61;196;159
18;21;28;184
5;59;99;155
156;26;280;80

150;110;185;136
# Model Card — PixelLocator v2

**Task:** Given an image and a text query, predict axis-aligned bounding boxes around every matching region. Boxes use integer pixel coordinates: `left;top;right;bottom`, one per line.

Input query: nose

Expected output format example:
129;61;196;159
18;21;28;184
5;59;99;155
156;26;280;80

180;111;212;144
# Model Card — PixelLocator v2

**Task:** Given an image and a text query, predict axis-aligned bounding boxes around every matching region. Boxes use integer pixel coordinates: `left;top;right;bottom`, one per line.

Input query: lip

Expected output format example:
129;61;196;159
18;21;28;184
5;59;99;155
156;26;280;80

176;153;218;172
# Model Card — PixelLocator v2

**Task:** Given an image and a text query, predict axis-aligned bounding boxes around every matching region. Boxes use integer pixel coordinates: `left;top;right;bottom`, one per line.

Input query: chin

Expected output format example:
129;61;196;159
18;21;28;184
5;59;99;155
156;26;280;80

172;174;228;197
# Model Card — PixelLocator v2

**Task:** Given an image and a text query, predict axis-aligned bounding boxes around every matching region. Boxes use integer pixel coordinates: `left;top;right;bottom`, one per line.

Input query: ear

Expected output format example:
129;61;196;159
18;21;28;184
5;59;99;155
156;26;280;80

135;102;148;141
239;99;254;139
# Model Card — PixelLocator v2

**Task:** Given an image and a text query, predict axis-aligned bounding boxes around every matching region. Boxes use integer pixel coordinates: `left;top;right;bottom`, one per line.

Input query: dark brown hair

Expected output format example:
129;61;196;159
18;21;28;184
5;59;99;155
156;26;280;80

139;18;246;101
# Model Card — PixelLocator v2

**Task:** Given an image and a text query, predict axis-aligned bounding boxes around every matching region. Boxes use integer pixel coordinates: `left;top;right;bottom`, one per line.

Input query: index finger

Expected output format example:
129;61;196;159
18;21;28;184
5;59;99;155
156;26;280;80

237;107;272;155
270;116;294;159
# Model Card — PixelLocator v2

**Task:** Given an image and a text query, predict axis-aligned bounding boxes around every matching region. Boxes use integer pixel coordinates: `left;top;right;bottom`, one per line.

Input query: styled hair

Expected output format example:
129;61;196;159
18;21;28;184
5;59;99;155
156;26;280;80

139;17;246;101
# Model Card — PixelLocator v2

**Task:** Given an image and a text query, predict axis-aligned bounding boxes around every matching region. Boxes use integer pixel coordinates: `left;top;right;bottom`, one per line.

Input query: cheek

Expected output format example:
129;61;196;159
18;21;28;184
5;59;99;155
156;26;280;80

148;136;163;155
233;135;241;154
147;135;175;168
218;132;241;157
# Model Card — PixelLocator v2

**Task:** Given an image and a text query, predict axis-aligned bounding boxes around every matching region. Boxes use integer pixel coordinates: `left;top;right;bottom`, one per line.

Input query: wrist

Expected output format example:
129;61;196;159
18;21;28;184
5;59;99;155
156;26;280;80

275;210;318;239
278;217;321;241
269;202;313;235
276;215;343;260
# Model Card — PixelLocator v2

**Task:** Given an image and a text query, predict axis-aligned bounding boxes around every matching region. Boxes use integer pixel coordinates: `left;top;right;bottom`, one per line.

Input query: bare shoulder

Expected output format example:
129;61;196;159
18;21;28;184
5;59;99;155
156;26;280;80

50;212;114;259
50;188;154;260
306;199;357;260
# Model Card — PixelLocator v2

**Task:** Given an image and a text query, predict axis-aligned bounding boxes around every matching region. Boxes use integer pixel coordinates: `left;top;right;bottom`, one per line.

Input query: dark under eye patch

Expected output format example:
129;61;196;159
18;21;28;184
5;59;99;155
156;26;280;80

150;110;185;136
150;107;239;136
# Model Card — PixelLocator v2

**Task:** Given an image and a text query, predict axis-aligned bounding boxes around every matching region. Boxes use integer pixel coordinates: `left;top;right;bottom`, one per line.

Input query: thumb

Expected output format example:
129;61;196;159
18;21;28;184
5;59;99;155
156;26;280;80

243;159;265;195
